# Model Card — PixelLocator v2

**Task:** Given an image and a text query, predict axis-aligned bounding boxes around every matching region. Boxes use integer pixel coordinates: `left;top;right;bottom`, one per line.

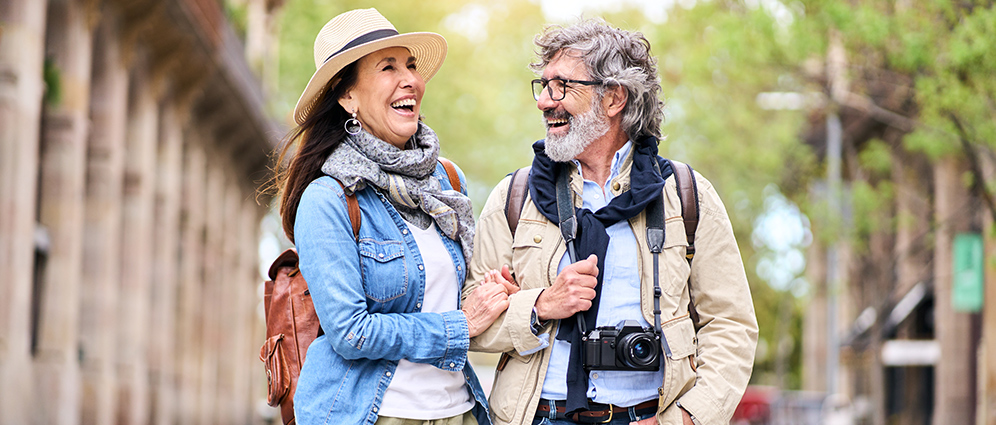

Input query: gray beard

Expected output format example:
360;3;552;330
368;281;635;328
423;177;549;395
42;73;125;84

544;103;610;162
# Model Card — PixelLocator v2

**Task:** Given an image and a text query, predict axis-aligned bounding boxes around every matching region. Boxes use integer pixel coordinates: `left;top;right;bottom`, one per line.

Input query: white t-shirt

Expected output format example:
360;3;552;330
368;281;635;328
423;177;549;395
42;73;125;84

378;220;474;420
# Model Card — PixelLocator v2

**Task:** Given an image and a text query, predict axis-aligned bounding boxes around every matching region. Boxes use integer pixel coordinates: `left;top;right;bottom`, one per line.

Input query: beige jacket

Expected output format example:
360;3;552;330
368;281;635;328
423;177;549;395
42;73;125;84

465;153;758;425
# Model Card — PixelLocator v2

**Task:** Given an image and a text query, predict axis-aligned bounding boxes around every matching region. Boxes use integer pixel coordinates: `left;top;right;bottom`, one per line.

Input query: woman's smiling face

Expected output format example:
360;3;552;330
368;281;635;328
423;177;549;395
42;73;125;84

338;46;425;149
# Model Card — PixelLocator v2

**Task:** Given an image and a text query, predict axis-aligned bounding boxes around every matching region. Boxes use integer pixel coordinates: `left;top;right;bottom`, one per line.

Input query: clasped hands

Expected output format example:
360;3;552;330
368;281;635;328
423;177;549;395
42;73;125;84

464;254;601;337
463;265;519;337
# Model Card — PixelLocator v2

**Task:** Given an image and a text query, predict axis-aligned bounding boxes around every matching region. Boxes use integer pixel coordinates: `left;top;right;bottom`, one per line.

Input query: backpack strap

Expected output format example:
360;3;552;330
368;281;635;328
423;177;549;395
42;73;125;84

670;160;699;259
668;160;700;325
504;166;531;237
438;157;462;192
333;179;361;241
495;166;530;373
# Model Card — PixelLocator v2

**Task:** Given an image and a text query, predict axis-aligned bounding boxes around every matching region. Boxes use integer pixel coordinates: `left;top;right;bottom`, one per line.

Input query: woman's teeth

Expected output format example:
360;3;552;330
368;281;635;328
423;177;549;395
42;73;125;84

391;98;416;110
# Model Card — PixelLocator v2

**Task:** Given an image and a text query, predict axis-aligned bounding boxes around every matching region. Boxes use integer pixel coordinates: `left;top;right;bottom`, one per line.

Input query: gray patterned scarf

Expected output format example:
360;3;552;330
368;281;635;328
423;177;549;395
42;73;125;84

321;122;475;263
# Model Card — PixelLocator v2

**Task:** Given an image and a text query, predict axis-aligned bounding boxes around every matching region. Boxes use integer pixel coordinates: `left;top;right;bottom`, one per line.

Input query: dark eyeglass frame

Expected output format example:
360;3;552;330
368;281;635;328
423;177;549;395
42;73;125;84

531;77;603;101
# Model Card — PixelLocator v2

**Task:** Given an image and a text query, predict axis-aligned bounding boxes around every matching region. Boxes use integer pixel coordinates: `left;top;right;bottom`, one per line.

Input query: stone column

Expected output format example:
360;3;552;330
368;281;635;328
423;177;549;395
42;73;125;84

234;198;262;423
117;55;159;425
933;156;975;424
216;177;241;422
149;102;185;425
245;0;280;96
79;11;128;425
802;235;827;392
0;0;47;421
199;165;225;425
33;0;94;423
175;140;207;424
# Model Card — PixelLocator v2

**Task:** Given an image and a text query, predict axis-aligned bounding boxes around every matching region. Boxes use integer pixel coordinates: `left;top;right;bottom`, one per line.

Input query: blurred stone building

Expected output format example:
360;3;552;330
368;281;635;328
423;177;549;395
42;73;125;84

0;0;284;423
798;35;996;425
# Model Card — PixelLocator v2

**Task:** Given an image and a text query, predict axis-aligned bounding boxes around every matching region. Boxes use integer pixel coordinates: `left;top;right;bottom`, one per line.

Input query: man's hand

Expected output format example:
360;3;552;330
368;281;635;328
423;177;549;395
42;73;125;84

534;254;599;321
681;406;693;425
484;265;519;295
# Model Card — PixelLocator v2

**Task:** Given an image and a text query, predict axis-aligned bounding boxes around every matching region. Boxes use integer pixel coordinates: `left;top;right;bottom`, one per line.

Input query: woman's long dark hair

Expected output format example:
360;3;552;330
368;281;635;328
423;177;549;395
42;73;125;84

272;63;359;243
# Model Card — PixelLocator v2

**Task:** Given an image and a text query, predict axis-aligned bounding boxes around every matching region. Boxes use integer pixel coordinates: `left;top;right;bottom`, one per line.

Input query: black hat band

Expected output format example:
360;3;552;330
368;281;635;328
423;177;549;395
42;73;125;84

325;29;400;63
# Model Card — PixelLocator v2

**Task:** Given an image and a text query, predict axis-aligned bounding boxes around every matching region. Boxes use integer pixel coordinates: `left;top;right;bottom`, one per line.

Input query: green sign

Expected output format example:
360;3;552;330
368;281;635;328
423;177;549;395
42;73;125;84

953;233;983;312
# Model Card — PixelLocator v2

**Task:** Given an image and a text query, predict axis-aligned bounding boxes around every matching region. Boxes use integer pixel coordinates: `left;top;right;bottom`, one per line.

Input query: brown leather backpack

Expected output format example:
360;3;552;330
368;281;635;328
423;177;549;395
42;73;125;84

259;159;462;425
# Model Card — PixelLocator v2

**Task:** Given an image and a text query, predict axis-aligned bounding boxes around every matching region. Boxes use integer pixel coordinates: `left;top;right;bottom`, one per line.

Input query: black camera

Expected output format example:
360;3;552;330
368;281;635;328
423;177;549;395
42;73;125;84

582;320;661;371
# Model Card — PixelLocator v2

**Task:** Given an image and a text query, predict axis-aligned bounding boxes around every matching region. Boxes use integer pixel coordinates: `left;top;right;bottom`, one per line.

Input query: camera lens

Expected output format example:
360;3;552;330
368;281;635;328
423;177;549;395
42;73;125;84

633;340;651;359
618;333;659;369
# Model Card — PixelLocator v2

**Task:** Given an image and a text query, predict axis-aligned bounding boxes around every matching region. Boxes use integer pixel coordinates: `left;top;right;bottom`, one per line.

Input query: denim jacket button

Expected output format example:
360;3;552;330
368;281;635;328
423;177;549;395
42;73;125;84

418;264;424;270
378;253;385;259
402;229;408;235
449;362;456;368
416;303;422;309
386;371;392;377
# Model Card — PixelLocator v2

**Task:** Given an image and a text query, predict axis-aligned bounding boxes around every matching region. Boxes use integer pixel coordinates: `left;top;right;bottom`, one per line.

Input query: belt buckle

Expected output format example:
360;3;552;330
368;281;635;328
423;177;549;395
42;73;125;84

598;404;614;423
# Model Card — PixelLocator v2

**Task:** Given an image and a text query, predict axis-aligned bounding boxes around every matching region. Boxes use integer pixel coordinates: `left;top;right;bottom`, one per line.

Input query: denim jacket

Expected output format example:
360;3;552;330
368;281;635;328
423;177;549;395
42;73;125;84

293;162;492;425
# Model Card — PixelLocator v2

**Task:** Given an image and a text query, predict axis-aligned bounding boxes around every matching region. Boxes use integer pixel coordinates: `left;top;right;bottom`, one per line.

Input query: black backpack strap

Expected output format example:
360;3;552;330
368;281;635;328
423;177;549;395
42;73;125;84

505;166;531;237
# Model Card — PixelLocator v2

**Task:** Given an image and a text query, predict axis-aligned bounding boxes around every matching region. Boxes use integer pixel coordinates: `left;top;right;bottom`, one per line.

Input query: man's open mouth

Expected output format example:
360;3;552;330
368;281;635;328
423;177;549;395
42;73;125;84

546;117;569;128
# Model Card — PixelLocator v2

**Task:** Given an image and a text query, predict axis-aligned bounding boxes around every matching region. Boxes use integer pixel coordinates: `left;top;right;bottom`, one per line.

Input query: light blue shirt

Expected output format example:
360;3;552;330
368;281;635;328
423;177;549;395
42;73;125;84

539;140;665;407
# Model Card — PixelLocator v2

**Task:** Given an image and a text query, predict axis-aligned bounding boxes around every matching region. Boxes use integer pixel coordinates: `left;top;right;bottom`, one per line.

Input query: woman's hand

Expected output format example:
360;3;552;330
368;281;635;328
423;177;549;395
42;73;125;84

463;267;517;337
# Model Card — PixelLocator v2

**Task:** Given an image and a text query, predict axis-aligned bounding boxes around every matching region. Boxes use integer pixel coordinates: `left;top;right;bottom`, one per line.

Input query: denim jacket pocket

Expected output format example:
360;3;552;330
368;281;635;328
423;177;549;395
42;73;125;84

358;238;407;302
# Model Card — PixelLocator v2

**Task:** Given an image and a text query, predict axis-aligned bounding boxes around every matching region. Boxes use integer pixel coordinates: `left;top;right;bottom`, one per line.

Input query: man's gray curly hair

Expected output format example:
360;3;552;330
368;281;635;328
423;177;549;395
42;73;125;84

531;18;664;141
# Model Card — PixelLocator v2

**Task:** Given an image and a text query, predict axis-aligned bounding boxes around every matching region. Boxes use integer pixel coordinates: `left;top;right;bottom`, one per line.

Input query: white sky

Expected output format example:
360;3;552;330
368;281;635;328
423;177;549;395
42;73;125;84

539;0;680;23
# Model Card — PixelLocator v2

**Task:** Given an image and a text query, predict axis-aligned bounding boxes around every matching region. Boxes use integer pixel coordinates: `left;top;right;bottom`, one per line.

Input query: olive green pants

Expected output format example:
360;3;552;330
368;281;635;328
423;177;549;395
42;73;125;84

374;410;478;425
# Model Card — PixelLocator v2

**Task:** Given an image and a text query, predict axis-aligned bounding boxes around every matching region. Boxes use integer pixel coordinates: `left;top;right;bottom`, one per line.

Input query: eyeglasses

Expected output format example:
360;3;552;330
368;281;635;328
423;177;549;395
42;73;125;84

531;77;603;101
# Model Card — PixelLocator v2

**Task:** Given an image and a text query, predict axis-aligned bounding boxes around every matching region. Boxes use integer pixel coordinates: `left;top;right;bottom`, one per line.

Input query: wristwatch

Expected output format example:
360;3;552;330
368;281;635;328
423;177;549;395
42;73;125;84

530;307;548;335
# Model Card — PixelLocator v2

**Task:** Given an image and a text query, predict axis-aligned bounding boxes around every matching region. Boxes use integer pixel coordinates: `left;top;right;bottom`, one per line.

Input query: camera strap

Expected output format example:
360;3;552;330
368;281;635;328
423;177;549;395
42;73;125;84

647;159;673;360
555;162;586;333
554;160;674;360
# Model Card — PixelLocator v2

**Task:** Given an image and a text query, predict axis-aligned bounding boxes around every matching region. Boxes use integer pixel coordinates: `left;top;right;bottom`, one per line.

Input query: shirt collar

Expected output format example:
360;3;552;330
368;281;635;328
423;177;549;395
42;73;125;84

572;140;633;186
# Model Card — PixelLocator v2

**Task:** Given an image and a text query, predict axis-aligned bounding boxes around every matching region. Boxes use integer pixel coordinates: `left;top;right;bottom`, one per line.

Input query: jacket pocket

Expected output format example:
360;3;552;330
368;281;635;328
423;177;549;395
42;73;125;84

661;220;690;297
358;239;407;302
511;220;551;290
660;315;697;407
489;353;534;422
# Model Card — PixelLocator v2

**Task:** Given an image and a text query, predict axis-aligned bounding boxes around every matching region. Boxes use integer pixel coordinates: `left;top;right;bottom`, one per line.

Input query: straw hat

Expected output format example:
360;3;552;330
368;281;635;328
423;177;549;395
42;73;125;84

292;8;447;125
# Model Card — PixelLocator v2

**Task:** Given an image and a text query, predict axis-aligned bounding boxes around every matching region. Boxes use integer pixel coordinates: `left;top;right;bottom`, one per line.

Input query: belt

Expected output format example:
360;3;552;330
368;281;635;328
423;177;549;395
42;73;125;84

535;398;658;423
